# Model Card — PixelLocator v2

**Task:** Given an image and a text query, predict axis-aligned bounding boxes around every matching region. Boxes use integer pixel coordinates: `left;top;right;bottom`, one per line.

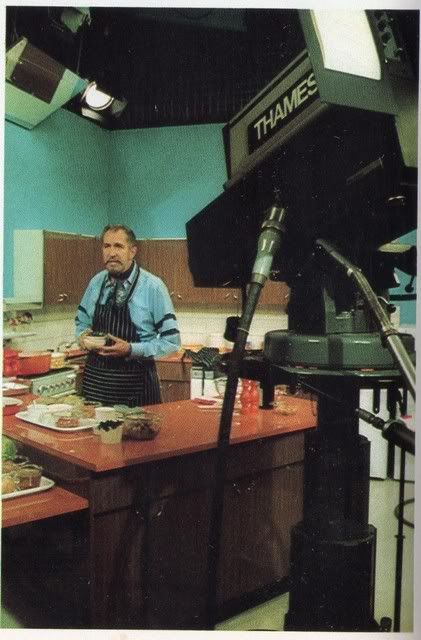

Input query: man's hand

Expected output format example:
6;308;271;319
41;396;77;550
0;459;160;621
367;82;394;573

78;328;93;350
98;334;132;358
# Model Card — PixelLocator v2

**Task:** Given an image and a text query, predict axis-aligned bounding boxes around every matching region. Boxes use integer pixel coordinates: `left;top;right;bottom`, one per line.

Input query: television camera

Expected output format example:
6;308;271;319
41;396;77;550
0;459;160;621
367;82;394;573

186;10;417;632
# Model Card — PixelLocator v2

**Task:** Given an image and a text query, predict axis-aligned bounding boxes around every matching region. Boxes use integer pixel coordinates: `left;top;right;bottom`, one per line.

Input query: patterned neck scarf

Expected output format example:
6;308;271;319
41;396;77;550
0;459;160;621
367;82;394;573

106;262;137;307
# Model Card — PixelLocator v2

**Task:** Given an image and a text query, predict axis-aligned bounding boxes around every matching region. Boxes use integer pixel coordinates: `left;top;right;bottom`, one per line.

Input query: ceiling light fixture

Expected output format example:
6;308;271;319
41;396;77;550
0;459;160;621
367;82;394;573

79;81;128;125
82;81;114;110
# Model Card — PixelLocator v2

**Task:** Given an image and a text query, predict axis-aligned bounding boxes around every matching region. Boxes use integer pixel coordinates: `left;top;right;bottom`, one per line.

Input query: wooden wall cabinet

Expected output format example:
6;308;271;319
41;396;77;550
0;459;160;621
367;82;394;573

138;239;242;308
12;230;288;310
13;229;103;306
138;238;289;310
43;231;103;305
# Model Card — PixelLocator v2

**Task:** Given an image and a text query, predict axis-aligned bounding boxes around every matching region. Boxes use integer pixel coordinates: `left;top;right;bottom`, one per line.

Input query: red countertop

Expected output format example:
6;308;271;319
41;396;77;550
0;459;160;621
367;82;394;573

2;485;88;528
3;395;317;474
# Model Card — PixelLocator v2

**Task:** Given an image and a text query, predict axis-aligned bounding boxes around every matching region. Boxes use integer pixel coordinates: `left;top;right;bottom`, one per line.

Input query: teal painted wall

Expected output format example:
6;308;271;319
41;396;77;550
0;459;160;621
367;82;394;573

392;230;417;326
2;108;416;326
3;109;111;297
109;124;227;238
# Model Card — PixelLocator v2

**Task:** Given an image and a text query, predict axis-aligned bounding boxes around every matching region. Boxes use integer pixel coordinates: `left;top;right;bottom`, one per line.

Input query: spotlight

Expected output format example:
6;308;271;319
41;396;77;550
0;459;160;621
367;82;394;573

80;81;127;124
82;81;113;110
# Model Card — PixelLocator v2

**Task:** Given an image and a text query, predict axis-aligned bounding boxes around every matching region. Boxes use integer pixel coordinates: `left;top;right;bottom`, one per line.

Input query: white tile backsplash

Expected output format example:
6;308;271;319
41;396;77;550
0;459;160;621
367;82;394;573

3;305;288;352
3;306;78;352
176;309;288;348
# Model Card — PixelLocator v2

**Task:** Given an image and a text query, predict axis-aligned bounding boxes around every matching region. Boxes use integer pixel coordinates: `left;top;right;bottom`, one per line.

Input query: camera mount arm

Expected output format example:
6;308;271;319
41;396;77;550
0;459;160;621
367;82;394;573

316;239;416;400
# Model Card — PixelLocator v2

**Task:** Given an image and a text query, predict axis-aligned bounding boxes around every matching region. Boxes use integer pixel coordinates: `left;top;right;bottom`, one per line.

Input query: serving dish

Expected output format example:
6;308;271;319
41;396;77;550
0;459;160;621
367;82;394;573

2;475;55;500
16;411;98;432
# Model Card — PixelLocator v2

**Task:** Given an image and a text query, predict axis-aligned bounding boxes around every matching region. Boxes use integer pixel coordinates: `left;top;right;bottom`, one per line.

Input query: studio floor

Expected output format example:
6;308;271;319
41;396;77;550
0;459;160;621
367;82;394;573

217;477;416;632
1;477;415;633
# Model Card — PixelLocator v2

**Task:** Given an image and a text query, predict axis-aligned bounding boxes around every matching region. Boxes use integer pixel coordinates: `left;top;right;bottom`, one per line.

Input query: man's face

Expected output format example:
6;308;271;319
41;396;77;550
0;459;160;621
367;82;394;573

102;229;137;276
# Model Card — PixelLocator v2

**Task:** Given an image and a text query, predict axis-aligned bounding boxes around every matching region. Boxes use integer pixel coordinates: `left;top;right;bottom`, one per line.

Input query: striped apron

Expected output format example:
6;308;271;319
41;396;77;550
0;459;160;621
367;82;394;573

82;269;162;407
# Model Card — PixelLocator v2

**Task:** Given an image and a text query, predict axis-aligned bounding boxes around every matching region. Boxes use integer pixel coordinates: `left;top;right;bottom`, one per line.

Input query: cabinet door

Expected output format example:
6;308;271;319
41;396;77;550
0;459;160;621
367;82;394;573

137;239;177;297
44;232;102;305
218;464;303;602
145;462;304;628
138;239;241;308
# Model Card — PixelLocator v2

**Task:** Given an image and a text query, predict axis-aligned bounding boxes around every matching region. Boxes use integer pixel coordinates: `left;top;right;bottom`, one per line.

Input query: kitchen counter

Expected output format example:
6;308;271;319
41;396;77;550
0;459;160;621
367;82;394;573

3;394;317;629
2;485;88;528
3;395;316;472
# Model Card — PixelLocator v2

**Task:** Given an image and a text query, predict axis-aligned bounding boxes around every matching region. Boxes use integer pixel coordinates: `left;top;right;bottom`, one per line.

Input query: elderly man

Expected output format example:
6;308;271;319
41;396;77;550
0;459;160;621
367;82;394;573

75;224;181;406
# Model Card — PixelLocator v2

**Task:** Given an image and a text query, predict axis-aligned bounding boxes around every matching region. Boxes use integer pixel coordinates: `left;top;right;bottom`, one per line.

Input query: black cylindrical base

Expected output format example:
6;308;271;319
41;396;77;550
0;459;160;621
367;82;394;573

285;523;378;631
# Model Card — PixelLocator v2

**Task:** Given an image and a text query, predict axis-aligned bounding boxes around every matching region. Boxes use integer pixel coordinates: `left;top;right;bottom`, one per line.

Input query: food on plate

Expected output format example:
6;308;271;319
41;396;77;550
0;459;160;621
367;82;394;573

26;403;50;420
55;416;81;429
2;455;30;473
14;464;43;490
2;473;16;494
2;459;17;473
32;395;103;418
82;401;102;418
123;411;161;440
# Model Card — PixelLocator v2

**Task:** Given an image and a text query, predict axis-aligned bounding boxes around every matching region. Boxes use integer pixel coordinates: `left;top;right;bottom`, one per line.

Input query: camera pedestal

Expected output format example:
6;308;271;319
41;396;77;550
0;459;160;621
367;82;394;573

265;343;409;631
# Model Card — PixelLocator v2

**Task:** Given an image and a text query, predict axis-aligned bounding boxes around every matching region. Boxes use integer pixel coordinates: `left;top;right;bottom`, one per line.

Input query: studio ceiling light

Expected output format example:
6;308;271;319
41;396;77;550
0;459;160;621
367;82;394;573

82;81;114;110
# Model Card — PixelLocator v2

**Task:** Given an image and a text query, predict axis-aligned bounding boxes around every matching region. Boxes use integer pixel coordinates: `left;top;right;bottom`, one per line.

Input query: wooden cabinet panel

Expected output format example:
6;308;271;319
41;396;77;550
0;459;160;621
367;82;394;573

138;239;241;308
156;359;191;403
160;380;190;402
145;461;304;628
145;488;212;628
258;278;290;309
44;232;102;305
138;239;289;309
91;508;147;628
219;464;303;602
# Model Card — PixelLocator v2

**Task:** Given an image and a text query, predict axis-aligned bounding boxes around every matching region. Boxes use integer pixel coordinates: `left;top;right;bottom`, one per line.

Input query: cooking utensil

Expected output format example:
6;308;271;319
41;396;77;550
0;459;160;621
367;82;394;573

17;351;52;376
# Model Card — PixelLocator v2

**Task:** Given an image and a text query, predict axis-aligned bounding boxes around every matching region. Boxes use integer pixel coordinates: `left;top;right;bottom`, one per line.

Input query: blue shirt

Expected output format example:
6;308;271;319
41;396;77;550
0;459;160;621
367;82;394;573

75;266;181;359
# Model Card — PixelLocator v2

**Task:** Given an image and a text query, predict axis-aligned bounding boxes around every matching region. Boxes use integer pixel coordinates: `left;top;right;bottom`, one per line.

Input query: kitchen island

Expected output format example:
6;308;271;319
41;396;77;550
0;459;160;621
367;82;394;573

2;395;317;629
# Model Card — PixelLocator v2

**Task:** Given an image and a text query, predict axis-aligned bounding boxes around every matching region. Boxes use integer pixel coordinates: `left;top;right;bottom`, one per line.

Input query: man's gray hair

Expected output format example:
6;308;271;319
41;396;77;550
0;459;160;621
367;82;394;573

101;224;137;246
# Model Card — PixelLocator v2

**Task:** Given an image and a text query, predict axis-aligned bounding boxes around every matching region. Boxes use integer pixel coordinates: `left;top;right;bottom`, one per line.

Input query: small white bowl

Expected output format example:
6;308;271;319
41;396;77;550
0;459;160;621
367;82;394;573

84;336;107;350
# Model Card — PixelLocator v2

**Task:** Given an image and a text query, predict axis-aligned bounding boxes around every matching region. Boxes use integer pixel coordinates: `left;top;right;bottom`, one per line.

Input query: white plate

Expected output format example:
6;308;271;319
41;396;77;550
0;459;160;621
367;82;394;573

2;382;29;391
3;397;24;407
16;411;98;432
2;475;55;500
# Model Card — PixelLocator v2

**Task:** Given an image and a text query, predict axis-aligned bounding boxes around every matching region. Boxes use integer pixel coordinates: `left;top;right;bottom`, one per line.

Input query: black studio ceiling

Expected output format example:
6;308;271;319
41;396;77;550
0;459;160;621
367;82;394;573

5;6;306;129
5;6;419;130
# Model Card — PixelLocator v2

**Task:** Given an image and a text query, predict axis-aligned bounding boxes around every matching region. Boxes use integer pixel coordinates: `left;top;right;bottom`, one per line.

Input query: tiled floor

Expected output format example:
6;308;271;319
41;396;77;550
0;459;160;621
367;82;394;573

1;478;415;631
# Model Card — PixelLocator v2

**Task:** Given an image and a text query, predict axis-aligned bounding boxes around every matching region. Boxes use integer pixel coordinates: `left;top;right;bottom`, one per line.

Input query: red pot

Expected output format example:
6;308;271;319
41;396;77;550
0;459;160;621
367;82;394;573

17;352;52;376
3;397;24;416
3;348;19;377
